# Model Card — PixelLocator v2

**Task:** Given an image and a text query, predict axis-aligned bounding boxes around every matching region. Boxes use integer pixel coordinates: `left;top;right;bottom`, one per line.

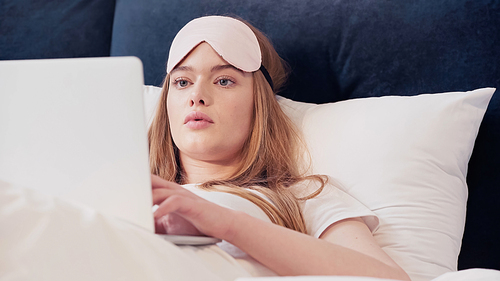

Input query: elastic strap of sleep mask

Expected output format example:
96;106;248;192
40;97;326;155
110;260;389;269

259;65;274;91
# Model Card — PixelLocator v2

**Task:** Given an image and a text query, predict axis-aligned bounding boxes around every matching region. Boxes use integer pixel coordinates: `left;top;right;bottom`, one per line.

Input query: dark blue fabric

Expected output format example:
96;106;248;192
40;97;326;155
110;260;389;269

0;0;116;59
111;0;499;101
111;0;500;270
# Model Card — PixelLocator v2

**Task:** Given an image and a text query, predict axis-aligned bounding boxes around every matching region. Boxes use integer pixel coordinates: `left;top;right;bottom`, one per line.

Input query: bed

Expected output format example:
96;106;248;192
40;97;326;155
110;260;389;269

1;0;499;280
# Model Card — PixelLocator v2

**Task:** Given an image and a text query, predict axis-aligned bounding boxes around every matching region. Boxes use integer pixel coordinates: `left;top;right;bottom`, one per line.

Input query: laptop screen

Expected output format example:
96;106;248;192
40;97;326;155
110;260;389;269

0;57;154;232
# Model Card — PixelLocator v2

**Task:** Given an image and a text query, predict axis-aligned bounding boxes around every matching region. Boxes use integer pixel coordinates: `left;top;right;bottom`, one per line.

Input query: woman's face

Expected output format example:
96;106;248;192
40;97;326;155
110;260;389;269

167;42;254;166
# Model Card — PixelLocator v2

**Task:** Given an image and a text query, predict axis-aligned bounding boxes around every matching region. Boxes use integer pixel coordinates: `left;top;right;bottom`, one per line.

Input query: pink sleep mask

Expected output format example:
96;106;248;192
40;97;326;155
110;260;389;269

166;16;262;74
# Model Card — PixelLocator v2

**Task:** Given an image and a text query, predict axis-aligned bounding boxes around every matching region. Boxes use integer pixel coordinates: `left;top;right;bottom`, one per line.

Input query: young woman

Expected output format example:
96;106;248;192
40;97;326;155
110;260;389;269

149;15;410;280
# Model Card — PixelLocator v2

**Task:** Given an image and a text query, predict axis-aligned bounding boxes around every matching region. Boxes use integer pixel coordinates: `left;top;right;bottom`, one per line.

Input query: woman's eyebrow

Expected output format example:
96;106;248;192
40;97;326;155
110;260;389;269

170;65;194;75
211;64;244;74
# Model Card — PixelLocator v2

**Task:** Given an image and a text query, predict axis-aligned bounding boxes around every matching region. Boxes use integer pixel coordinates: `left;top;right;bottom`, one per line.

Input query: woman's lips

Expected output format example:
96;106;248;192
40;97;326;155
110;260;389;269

184;111;214;129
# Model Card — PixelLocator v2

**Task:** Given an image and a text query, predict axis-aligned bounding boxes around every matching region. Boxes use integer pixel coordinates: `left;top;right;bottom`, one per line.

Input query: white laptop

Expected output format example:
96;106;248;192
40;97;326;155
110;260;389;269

0;57;154;232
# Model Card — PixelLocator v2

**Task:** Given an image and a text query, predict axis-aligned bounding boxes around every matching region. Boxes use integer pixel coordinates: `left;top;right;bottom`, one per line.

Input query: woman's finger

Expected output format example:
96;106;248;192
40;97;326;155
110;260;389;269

153;194;188;219
151;174;181;190
152;187;177;205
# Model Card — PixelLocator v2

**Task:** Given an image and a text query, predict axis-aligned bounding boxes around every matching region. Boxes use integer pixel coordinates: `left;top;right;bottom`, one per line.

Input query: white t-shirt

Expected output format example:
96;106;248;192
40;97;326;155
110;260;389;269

181;178;379;277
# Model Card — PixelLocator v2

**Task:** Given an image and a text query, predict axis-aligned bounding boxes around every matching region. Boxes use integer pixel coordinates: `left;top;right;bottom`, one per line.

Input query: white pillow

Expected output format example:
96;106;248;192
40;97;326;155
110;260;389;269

143;86;495;281
278;88;494;281
143;85;163;127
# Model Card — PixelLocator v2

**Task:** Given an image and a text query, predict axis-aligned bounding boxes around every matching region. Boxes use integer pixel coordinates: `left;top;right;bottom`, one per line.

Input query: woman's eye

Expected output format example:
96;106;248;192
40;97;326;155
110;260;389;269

217;78;234;87
173;79;190;88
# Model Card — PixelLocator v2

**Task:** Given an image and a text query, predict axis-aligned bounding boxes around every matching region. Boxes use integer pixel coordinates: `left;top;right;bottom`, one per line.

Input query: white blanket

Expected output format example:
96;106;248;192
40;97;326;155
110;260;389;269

1;181;499;281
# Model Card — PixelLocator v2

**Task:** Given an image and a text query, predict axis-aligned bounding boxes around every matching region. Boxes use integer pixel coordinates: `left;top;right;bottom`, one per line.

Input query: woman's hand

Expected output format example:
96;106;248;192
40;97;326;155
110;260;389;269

155;213;204;235
151;174;236;239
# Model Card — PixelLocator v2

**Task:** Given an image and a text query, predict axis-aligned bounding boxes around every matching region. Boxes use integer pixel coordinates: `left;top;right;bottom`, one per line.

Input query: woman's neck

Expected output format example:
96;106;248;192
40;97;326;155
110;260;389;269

179;154;241;184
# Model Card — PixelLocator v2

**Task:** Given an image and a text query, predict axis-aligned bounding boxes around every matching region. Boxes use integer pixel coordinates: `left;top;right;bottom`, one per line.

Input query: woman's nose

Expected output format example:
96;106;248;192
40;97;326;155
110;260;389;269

190;96;205;106
189;83;210;107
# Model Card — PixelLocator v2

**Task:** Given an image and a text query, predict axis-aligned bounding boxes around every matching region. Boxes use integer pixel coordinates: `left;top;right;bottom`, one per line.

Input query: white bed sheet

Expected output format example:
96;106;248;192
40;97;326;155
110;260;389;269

1;180;499;281
236;269;500;281
0;180;250;281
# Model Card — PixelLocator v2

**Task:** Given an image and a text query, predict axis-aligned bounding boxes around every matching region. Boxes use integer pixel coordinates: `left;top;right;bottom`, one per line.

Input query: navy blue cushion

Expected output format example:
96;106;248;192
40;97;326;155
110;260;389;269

111;0;500;270
0;0;116;59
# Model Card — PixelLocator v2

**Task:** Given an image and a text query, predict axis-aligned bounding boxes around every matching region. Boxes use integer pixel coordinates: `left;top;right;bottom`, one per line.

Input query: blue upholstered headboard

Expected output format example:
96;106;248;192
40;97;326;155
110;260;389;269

1;0;499;270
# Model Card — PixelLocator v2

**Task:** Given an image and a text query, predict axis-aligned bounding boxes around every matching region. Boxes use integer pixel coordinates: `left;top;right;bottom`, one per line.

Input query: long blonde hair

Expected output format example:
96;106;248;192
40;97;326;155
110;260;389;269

148;17;326;234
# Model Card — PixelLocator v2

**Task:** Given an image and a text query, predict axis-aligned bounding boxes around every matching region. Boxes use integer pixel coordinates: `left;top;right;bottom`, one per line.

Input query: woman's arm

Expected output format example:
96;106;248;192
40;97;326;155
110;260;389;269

228;213;410;280
152;175;410;280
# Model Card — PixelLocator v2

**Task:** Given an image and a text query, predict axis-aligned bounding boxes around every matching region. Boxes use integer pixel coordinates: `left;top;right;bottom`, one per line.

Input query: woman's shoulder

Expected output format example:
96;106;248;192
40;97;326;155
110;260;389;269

292;176;380;236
